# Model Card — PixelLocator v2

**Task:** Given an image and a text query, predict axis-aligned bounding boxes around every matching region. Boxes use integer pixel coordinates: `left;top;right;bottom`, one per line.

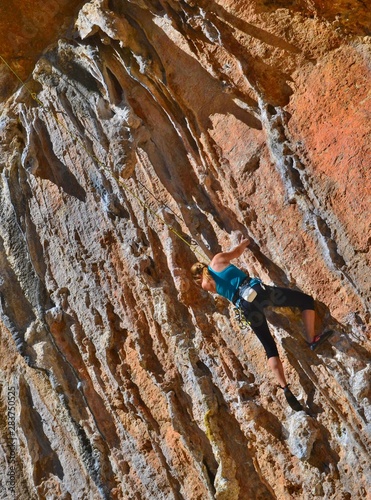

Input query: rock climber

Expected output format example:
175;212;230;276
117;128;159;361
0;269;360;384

190;237;334;411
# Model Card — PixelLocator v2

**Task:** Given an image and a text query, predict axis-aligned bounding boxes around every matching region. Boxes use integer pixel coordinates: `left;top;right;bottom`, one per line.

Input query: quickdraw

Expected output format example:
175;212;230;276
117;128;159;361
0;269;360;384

233;306;250;330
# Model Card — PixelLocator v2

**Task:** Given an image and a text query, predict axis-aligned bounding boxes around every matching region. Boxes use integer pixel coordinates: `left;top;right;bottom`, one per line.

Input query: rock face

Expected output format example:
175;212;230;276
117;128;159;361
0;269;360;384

0;1;370;499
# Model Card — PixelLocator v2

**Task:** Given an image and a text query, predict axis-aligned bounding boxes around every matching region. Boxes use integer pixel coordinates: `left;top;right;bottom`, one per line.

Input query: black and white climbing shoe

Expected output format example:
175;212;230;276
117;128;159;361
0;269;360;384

282;385;303;412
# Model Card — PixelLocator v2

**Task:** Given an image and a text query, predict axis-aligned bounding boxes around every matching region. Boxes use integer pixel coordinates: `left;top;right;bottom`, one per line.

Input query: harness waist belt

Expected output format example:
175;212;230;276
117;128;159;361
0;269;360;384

232;278;250;304
233;277;264;305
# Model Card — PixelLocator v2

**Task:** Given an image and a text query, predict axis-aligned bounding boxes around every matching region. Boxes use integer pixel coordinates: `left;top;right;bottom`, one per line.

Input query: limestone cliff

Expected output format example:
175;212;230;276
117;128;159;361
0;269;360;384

0;1;370;499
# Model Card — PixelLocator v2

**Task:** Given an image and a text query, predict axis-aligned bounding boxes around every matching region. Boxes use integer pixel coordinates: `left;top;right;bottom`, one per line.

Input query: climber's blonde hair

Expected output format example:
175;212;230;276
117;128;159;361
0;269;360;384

190;262;213;286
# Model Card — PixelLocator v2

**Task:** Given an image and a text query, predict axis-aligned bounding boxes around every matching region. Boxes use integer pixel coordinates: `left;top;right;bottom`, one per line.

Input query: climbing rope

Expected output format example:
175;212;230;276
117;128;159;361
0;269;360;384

1;55;255;335
136;177;183;225
0;54;209;263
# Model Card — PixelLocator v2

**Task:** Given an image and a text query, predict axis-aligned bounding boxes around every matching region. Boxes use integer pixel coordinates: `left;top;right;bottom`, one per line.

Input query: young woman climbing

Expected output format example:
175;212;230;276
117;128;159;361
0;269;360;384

190;237;333;411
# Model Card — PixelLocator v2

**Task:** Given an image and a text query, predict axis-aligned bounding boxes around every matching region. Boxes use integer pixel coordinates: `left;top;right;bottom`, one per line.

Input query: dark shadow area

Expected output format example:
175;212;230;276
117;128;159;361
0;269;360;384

132;315;167;381
154;26;263;129
304;384;325;416
282;337;329;415
8;164;55;310
254;404;285;440
164;381;218;495
307;422;340;474
0;238;36;356
59;56;100;93
19;376;64;484
24;116;86;201
162;0;294;106
206;1;302;54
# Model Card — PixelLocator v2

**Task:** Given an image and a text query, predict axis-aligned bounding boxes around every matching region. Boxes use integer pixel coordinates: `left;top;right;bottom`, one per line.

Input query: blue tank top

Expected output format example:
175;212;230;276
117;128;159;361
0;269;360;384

207;264;247;302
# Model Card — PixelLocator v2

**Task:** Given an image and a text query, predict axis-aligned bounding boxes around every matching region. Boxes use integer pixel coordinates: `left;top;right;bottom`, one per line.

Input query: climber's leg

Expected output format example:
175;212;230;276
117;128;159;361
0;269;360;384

302;309;316;343
242;299;303;411
267;356;287;388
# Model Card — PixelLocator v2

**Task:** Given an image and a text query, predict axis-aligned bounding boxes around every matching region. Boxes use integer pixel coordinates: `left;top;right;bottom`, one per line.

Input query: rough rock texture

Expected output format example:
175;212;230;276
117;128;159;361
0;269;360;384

0;1;370;499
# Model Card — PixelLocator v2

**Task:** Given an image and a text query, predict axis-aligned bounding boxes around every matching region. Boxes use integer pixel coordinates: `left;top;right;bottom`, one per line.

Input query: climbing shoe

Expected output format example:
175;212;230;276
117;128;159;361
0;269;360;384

282;385;303;412
308;330;335;351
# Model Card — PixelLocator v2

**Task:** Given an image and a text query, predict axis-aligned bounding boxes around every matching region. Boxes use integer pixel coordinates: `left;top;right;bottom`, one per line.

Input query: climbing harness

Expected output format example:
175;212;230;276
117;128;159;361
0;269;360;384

232;277;264;330
238;277;264;304
0;54;208;264
232;277;263;308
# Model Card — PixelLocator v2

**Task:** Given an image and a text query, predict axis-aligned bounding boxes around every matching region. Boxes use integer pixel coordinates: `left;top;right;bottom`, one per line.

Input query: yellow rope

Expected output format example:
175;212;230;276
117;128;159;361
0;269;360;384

0;54;208;263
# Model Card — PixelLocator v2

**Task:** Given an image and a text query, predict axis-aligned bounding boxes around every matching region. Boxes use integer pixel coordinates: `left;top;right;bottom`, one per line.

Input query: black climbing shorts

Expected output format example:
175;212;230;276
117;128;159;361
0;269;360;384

240;285;315;359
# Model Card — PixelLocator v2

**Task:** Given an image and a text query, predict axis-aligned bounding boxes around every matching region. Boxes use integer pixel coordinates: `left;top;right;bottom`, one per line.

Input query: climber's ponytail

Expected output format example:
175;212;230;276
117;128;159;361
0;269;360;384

191;262;212;286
